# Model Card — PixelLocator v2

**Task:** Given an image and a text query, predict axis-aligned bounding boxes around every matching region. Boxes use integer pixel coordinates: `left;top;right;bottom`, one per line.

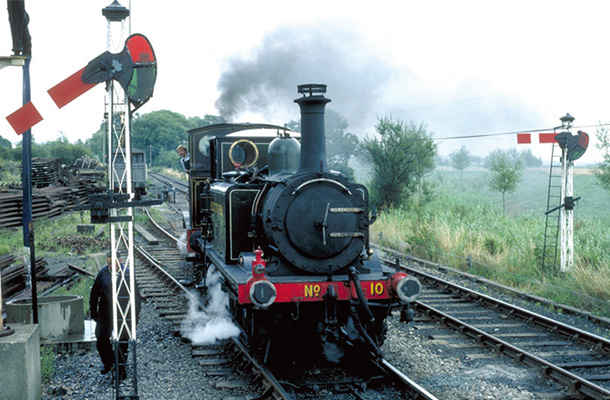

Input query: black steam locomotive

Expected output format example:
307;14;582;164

186;84;420;362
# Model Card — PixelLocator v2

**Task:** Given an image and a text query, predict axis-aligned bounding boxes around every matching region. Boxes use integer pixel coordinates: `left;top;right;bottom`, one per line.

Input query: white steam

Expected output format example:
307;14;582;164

177;232;188;255
180;268;240;345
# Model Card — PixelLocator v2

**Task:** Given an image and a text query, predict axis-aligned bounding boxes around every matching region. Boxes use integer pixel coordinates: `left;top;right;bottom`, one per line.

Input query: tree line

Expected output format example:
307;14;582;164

2;111;609;214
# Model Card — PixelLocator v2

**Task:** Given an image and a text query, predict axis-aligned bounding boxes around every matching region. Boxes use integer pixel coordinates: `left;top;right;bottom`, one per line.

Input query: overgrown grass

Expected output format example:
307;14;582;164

40;344;55;383
371;168;610;317
152;166;186;182
146;206;167;225
0;229;22;254
1;213;105;306
0;158;21;182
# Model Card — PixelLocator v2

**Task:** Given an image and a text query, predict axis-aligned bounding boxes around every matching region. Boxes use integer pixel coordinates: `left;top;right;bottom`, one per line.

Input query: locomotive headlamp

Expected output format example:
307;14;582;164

252;247;266;278
249;280;277;308
395;276;422;303
388;272;421;303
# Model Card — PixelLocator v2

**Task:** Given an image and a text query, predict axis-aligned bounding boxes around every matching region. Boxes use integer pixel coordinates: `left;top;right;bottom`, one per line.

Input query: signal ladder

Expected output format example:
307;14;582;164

540;141;562;276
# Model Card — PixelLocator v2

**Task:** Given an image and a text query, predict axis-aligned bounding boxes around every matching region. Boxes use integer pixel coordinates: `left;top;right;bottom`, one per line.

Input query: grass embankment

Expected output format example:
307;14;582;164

1;213;106;311
370;168;610;317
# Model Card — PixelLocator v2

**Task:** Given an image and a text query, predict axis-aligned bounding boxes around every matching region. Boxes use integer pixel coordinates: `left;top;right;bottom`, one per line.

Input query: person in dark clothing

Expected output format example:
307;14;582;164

90;251;141;377
176;144;190;175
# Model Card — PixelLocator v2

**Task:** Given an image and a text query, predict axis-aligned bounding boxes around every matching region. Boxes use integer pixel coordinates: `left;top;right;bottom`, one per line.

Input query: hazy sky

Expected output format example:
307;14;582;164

1;0;609;164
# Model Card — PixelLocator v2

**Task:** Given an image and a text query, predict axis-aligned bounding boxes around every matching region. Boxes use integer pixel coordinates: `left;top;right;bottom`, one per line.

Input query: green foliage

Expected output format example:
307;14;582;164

188;114;225;129
363;117;437;209
40;135;92;165
0;229;22;253
450;145;471;181
326;111;361;180
520;149;543;168
85;125;105;162
594;123;610;192
595;153;610;192
40;345;55;383
10;135;93;166
483;237;503;255
486;148;523;215
0;157;21;182
450;145;471;173
0;136;11;148
85;111;224;169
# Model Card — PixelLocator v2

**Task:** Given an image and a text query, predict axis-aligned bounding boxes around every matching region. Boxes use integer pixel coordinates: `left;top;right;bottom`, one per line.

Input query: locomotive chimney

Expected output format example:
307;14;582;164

295;84;331;174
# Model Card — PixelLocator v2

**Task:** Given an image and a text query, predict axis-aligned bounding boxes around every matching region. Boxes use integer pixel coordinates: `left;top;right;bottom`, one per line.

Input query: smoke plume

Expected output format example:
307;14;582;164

214;22;542;158
215;22;397;130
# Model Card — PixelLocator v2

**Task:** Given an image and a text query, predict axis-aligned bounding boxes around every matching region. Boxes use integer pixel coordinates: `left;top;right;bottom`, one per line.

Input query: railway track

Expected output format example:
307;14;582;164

148;172;188;194
134;176;442;399
134;206;297;399
378;249;610;399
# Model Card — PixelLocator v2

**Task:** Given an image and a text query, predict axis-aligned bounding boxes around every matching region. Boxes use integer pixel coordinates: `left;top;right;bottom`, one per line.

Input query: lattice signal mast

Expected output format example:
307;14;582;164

99;2;157;398
103;3;138;398
517;114;589;274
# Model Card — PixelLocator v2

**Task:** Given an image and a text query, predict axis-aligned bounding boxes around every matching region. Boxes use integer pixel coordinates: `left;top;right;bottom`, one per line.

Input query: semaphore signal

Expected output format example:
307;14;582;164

5;33;156;136
4;1;158;396
517;113;589;275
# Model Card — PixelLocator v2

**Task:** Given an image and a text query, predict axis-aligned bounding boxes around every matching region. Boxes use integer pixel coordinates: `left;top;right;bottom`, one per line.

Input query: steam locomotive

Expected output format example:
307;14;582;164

186;84;421;362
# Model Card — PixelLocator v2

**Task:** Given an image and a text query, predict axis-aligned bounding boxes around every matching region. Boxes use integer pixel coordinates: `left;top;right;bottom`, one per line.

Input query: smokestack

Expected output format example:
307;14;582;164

294;84;331;173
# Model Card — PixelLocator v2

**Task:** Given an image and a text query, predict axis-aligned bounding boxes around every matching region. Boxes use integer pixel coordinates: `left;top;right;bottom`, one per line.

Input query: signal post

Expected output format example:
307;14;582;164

517;113;589;274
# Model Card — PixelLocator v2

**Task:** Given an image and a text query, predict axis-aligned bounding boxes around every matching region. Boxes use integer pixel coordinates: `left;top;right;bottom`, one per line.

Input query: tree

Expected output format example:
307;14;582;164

188;114;225;129
519;149;542;168
363;117;437;209
487;148;523;216
594;123;610;192
42;135;92;165
450;145;471;180
0;136;11;149
85;111;223;168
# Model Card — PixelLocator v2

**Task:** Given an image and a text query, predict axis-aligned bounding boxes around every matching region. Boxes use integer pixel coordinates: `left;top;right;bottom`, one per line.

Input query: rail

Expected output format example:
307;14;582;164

377;252;610;399
379;359;440;400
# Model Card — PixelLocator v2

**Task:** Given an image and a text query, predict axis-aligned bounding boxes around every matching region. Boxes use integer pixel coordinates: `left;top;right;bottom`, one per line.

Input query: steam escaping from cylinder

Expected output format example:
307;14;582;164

180;268;240;345
177;232;188;255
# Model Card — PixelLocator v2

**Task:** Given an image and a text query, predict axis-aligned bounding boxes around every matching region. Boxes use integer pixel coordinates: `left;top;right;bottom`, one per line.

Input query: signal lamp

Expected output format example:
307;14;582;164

253;264;266;276
251;247;266;277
